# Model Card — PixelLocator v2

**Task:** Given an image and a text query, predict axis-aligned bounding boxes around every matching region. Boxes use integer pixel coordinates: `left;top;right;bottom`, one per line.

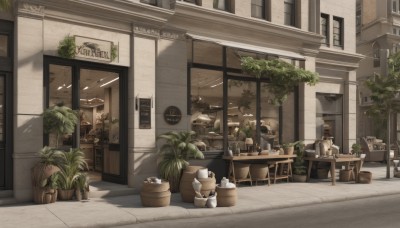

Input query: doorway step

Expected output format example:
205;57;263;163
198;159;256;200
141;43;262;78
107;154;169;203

88;181;135;199
0;190;17;206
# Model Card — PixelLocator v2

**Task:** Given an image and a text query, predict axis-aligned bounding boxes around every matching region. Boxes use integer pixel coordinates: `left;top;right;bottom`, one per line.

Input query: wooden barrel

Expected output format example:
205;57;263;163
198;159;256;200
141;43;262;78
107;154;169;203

140;191;171;207
358;171;372;184
140;180;171;207
216;185;237;207
234;163;250;179
250;164;269;179
179;166;204;203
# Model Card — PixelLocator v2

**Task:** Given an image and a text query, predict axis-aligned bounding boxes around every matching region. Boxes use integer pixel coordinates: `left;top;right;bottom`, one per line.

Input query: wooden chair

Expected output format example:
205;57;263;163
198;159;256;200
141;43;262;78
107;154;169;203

269;159;293;184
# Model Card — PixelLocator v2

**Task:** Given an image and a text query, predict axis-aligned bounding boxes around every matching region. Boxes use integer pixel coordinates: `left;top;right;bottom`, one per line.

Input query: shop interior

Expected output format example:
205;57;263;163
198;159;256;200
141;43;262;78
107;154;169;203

48;65;121;181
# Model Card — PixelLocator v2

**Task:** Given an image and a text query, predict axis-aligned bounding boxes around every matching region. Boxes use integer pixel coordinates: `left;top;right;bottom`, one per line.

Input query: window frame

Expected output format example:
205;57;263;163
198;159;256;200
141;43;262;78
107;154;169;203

320;13;329;46
393;0;399;13
213;0;232;12
333;16;344;48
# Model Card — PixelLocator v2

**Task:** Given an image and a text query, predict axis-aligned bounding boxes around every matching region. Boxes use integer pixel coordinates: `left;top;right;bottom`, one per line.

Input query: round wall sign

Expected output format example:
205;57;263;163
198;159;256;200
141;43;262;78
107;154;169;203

164;106;182;125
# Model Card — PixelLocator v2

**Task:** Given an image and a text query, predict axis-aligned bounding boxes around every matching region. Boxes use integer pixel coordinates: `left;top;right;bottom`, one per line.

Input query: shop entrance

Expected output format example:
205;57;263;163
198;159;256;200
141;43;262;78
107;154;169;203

44;56;128;185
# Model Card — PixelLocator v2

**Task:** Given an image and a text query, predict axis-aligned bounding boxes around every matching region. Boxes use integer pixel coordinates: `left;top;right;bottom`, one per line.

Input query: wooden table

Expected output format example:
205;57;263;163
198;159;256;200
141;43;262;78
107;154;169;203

223;155;296;185
303;156;362;185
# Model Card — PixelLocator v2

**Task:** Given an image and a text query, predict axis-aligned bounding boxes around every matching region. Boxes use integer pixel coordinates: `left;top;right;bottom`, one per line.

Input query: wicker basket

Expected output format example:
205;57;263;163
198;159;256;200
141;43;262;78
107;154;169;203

216;185;237;207
358;171;372;184
194;197;208;208
140;191;171;207
317;168;329;179
180;166;204;203
234;163;251;180
339;169;353;182
250;164;269;180
142;180;170;192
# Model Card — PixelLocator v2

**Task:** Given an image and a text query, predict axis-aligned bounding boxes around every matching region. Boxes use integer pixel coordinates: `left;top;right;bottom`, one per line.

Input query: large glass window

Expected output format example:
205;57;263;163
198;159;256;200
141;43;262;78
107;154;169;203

191;69;224;152
333;16;344;47
284;0;295;26
316;93;343;150
214;0;231;12
189;40;299;153
321;14;329;45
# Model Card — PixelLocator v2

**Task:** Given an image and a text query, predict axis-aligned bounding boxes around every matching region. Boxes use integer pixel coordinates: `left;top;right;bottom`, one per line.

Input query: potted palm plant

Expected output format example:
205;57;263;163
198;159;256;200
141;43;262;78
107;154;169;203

57;148;88;200
42;104;79;149
157;131;204;192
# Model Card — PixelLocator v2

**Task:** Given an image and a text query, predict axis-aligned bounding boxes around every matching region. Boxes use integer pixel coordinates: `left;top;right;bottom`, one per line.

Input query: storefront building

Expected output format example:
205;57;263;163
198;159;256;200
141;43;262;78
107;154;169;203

0;0;362;202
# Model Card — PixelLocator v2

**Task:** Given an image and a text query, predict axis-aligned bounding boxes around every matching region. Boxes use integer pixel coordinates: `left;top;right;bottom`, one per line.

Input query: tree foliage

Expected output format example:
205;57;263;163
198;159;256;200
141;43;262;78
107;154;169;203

365;52;400;118
0;0;11;11
241;57;319;105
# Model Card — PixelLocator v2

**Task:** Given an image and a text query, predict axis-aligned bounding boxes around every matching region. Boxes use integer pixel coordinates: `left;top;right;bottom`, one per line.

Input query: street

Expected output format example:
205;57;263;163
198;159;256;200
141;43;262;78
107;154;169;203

117;194;400;228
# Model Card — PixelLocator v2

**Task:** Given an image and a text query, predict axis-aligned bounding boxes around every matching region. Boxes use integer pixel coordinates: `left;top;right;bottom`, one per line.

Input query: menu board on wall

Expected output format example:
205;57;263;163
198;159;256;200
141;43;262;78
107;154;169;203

139;98;151;129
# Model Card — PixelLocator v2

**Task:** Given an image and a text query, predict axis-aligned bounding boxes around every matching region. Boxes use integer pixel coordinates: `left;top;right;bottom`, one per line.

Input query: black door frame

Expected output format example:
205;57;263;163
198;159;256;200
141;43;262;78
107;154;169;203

43;56;128;185
0;19;14;190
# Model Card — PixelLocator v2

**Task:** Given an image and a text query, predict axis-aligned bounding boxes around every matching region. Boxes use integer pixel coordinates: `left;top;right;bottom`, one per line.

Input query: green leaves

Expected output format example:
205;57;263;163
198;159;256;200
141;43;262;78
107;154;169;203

57;35;76;59
57;148;88;190
156;131;204;188
241;57;319;105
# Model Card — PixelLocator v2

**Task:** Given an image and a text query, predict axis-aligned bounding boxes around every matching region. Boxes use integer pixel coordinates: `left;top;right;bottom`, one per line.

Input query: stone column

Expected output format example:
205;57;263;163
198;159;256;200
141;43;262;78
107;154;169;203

344;70;357;153
299;55;317;147
14;2;45;202
128;25;158;189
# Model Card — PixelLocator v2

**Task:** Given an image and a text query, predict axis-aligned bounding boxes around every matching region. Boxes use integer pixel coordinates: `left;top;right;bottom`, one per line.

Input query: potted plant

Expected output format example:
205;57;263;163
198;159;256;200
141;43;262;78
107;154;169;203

75;173;89;201
41;172;60;204
57;148;88;200
282;141;300;155
351;143;362;157
292;141;307;182
42;104;79;149
157;131;204;192
31;147;63;204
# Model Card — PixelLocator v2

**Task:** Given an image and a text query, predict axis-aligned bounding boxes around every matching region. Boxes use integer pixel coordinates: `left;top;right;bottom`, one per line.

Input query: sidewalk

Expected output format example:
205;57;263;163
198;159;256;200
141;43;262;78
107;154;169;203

1;163;400;228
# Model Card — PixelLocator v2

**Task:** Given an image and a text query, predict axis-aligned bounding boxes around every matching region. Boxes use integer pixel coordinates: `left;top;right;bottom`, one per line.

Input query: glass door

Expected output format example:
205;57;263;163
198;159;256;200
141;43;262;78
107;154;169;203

79;68;121;181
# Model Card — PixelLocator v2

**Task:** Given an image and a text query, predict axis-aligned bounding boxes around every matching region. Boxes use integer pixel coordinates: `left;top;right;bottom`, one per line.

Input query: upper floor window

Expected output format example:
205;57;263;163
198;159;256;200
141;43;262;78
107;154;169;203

0;35;8;57
252;0;266;19
140;0;173;9
394;0;400;13
356;3;361;33
373;42;380;67
214;0;232;12
321;14;329;45
284;0;295;26
182;0;200;5
333;17;344;47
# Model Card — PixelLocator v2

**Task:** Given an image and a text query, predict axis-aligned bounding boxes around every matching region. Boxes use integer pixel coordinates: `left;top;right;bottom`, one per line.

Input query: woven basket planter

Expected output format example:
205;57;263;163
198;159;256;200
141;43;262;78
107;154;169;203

339;169;353;182
250;164;269;180
140;180;171;207
33;187;58;204
140;191;171;207
358;171;372;184
198;176;216;198
234;163;250;180
58;189;74;201
179;166;204;203
283;146;294;155
216;185;237;207
292;174;307;182
317;168;329;179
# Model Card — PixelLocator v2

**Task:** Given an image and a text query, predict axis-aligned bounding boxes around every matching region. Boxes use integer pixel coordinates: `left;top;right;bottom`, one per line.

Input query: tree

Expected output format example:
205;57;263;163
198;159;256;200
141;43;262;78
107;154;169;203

365;51;400;178
0;0;11;11
241;57;319;105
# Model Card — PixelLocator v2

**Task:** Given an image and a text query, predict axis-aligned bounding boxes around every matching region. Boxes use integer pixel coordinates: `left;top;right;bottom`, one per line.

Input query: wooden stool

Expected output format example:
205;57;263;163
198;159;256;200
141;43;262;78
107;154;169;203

269;159;293;184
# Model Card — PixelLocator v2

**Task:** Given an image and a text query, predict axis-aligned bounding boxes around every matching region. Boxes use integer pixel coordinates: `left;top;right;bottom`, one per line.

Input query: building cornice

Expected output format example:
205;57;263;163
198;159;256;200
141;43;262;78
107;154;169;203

171;2;323;52
316;49;365;71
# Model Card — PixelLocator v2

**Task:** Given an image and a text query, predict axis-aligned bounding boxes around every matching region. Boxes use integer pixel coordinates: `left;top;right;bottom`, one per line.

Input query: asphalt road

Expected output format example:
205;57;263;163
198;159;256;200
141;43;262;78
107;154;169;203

117;194;400;228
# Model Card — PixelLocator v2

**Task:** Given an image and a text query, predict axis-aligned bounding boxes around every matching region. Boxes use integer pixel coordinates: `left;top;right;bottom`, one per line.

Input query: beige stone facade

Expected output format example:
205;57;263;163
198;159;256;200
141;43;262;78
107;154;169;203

0;0;362;202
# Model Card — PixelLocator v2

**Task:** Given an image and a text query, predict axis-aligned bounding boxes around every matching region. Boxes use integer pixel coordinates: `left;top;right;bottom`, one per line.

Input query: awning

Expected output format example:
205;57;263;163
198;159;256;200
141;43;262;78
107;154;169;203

187;33;305;61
